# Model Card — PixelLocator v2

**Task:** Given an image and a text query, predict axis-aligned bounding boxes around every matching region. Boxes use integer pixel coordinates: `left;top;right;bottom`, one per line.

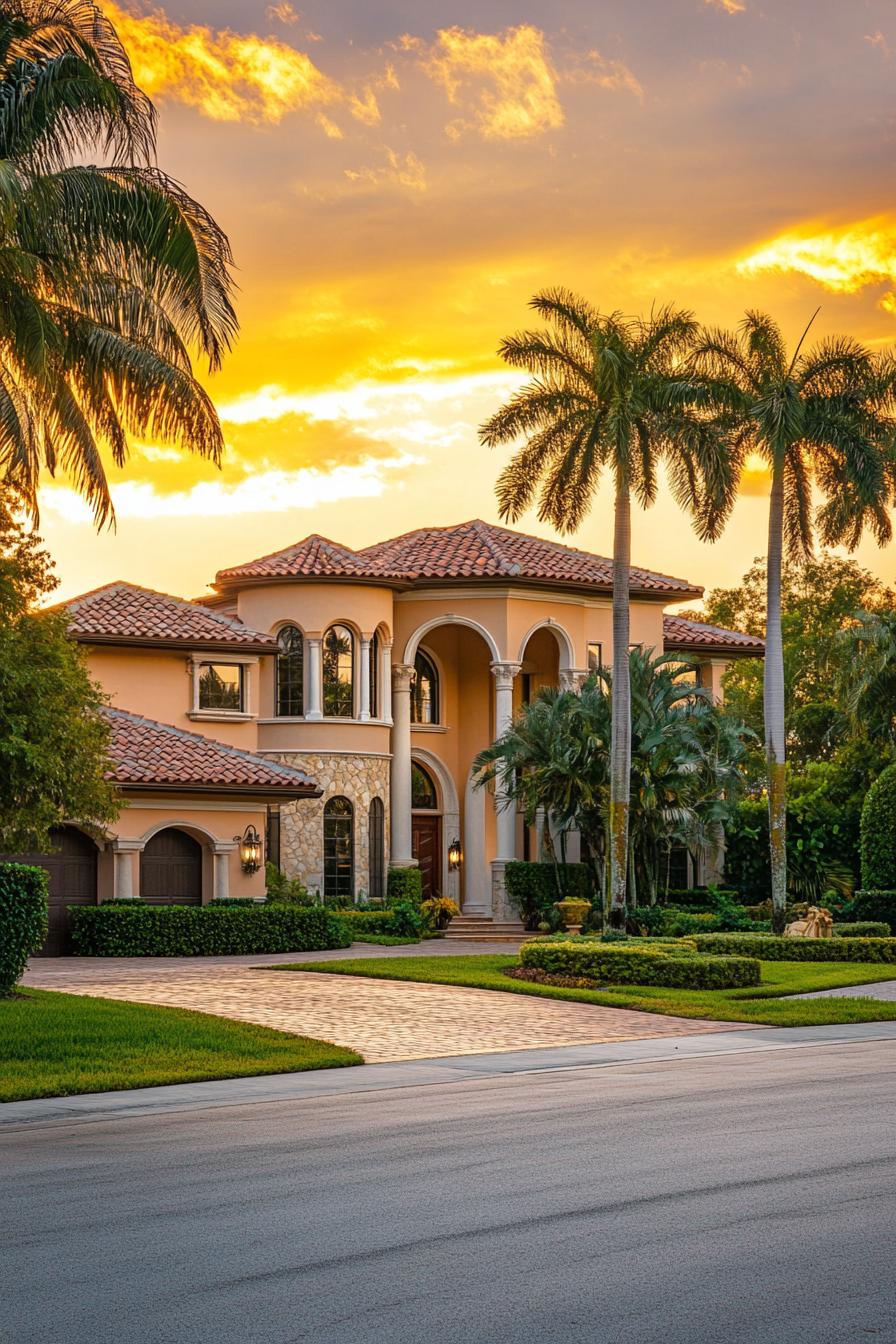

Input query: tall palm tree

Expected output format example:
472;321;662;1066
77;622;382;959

0;0;237;524
837;609;896;744
690;312;896;931
479;291;736;924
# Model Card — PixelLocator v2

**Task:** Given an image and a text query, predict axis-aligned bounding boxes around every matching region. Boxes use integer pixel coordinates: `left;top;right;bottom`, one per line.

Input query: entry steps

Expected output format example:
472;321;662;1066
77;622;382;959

443;915;526;942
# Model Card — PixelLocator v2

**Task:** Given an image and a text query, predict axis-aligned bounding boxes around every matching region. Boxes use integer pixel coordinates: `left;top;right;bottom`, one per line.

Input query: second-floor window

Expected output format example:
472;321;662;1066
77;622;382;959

323;624;354;717
587;642;603;674
198;662;244;712
369;631;379;719
411;651;439;724
276;625;304;716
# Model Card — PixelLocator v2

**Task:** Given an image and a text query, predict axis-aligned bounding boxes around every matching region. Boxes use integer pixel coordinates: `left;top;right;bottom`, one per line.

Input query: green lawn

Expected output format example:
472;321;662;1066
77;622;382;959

0;989;361;1102
274;954;896;1028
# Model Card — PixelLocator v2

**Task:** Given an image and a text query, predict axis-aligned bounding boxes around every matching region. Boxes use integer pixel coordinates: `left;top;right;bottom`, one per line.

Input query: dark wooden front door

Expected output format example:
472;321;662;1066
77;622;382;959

140;828;203;905
1;826;98;955
411;815;441;899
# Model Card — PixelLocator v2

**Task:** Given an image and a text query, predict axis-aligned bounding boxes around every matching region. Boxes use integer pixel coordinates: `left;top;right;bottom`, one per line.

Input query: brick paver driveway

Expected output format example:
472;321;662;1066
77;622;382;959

25;944;748;1064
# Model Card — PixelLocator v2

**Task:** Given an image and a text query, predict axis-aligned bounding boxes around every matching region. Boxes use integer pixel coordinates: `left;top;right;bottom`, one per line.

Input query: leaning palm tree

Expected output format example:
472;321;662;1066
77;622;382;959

690;312;896;931
479;292;737;924
0;0;237;523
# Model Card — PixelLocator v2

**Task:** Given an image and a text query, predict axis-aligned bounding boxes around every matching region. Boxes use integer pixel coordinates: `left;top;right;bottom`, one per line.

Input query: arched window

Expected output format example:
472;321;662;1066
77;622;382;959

323;796;354;901
411;650;439;724
323;624;354;718
368;797;385;900
411;761;438;810
369;631;379;719
276;625;304;717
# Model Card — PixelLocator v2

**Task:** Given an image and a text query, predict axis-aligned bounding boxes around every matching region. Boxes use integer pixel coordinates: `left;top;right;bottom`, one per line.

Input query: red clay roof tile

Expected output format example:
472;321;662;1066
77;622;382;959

61;583;277;651
663;615;764;654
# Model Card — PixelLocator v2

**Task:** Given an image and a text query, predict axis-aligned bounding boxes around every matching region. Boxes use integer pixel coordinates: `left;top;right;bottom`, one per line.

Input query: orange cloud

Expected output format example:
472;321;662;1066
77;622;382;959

102;1;344;126
406;24;564;140
345;146;426;192
737;217;896;307
705;0;745;13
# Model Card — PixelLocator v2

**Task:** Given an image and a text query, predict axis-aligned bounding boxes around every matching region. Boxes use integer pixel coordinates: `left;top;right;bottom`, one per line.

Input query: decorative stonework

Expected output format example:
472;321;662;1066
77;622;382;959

270;752;390;899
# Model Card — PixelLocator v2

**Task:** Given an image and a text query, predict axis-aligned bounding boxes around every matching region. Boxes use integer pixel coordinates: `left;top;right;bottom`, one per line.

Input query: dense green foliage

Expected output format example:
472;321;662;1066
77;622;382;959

340;904;427;939
504;861;590;929
519;938;760;988
833;921;891;938
860;765;896;889
0;502;119;850
0;0;237;522
0;862;47;993
386;867;423;906
264;863;311;904
725;795;857;903
691;933;896;962
477;650;750;911
850;890;896;927
70;903;351;956
1;988;360;1101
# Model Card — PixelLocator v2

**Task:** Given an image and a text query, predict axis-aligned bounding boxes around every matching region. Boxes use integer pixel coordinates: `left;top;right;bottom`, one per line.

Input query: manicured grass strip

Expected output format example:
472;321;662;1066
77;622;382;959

274;955;896;1029
0;989;361;1102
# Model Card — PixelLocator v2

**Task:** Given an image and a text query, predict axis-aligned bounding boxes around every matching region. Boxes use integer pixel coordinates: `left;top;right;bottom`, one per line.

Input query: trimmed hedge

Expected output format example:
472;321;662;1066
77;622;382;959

849;890;896;928
386;867;423;906
691;933;896;963
339;906;426;939
505;861;590;930
519;938;759;989
0;864;49;993
861;764;896;889
834;921;891;939
69;903;352;957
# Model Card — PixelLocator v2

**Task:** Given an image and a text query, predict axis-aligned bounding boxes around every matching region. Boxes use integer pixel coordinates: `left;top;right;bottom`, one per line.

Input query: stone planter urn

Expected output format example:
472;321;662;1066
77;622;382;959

554;898;592;936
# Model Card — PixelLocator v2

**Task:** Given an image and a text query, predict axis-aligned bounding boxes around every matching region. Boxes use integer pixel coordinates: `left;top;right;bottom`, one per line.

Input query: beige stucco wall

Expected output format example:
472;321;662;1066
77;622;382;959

271;752;390;898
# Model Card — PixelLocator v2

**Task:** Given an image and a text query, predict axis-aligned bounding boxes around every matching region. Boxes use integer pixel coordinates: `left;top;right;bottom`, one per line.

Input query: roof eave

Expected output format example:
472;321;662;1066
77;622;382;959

117;782;323;801
664;640;764;658
75;634;277;655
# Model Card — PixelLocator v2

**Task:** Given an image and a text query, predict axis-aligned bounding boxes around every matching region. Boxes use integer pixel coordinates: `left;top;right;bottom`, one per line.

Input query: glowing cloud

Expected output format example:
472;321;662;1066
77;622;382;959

345;147;426;192
738;218;896;306
407;24;563;140
102;1;342;126
573;48;643;99
705;0;745;13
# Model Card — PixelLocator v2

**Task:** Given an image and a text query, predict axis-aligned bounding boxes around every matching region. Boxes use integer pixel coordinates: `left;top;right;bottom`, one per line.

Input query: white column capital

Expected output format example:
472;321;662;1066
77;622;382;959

559;668;589;691
392;662;416;693
490;661;522;691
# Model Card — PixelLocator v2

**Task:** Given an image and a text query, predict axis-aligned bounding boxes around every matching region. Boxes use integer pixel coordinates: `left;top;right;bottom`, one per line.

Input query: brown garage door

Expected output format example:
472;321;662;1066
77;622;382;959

140;828;203;905
0;826;98;955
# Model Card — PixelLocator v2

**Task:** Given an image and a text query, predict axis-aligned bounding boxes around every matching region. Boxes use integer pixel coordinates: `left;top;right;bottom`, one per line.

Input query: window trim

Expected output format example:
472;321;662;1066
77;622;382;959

189;655;257;721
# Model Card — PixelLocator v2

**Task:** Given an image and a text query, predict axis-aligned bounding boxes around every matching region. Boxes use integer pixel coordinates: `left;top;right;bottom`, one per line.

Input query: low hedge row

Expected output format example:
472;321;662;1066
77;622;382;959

69;903;352;957
338;906;426;938
0;863;48;993
691;933;896;963
519;939;759;989
386;868;423;906
834;921;891;939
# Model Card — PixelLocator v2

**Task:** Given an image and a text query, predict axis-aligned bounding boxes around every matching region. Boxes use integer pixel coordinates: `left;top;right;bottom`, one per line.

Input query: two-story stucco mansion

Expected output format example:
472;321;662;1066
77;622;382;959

13;520;764;952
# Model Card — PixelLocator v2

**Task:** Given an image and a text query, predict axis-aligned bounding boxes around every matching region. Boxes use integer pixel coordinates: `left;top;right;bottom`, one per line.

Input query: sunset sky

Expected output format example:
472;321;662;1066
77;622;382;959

40;0;896;602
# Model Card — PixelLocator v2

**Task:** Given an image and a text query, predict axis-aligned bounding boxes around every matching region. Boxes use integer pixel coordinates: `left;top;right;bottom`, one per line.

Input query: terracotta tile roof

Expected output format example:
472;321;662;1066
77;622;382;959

663;615;765;655
61;583;277;652
102;707;319;797
216;520;702;598
216;534;374;582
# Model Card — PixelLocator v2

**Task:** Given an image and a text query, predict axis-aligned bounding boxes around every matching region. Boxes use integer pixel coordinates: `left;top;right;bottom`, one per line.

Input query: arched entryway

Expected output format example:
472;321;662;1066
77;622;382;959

1;825;98;954
140;828;203;905
411;761;441;898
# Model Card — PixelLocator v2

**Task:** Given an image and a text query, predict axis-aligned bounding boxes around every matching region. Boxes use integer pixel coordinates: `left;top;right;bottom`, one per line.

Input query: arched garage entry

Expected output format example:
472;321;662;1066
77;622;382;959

0;825;98;955
140;828;203;905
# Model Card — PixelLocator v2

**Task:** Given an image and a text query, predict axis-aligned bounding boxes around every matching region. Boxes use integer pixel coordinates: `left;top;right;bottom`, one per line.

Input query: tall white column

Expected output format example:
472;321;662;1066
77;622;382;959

306;636;323;720
381;641;393;724
390;662;417;867
359;639;371;721
213;845;231;901
491;661;521;861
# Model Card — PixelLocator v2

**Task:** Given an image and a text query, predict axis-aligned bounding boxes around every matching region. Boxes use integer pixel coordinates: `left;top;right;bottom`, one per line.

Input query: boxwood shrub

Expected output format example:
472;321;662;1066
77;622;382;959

386;867;423;907
519;938;759;989
834;921;891;939
691;932;896;963
339;906;426;939
0;863;49;993
69;903;352;957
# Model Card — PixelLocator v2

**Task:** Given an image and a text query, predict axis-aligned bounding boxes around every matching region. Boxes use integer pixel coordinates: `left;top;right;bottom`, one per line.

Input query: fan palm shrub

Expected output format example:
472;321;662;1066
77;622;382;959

480;292;736;924
0;0;237;523
689;312;896;930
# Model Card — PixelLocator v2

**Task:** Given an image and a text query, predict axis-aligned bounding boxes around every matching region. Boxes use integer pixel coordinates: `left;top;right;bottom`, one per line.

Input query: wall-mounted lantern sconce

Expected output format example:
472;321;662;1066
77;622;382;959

448;837;462;871
235;824;263;874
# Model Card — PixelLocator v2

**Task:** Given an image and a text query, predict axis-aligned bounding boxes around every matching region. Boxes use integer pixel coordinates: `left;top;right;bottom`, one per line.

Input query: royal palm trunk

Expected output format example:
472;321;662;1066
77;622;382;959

609;481;632;927
764;455;787;933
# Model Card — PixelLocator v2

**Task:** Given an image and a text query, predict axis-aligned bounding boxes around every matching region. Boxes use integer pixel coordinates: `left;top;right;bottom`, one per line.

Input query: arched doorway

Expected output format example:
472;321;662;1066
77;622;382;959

411;761;441;898
140;828;203;905
1;826;98;954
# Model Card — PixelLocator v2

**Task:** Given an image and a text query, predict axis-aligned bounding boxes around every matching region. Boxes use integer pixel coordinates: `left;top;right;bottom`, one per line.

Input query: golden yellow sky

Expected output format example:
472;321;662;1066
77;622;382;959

39;0;896;601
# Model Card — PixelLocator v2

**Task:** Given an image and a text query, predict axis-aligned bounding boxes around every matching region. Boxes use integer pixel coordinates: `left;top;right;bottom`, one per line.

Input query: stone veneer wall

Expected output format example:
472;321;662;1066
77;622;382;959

271;752;391;899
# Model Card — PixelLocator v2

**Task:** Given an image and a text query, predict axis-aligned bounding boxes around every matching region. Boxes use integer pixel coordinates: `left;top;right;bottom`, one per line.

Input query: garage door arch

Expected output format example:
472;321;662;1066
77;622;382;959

140;828;203;905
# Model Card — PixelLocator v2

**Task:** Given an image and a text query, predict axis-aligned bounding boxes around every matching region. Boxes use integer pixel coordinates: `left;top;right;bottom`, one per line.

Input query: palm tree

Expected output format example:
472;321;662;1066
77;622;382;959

837;609;896;743
479;291;736;924
0;0;237;524
690;312;896;931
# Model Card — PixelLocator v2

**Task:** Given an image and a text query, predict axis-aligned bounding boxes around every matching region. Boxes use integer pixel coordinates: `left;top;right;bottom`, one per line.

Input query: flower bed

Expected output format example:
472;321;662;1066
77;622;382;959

519;938;759;989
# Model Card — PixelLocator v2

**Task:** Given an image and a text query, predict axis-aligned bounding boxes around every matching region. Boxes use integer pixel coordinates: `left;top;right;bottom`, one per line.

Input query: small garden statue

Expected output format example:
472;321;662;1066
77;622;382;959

784;905;834;939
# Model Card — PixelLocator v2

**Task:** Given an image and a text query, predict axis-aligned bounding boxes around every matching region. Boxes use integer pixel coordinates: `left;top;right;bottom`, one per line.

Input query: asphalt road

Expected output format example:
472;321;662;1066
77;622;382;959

3;1042;895;1344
